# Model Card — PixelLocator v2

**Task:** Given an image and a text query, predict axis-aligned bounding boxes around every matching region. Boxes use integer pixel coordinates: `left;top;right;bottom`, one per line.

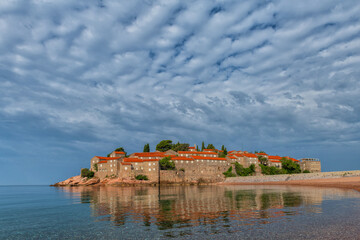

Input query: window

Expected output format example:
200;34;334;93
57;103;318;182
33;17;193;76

149;168;151;171
153;163;155;165
135;163;138;165
149;163;151;166
153;168;155;171
125;167;128;170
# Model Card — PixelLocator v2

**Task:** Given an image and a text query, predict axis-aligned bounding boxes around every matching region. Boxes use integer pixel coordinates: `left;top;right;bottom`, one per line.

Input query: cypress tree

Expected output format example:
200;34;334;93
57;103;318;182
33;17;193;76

201;141;205;151
143;143;150;152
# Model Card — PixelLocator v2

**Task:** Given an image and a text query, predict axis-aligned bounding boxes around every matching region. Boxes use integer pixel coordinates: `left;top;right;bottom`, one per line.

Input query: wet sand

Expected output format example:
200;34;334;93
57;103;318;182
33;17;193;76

221;176;360;192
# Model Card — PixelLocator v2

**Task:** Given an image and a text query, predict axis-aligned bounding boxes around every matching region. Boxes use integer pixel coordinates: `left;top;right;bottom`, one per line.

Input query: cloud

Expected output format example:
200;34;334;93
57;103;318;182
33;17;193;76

1;0;360;183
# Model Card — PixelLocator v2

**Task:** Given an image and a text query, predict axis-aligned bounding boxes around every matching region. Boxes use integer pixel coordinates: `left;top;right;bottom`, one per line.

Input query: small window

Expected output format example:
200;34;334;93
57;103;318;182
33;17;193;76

149;163;151;166
149;168;151;171
125;167;128;170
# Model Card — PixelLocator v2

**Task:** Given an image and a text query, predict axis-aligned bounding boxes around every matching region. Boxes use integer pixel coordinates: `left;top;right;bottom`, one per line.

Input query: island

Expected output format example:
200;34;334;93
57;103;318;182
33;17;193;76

53;140;329;187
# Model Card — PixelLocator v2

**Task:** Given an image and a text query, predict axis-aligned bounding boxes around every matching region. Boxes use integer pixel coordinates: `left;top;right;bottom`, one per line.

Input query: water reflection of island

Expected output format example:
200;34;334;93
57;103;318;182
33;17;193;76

60;186;359;231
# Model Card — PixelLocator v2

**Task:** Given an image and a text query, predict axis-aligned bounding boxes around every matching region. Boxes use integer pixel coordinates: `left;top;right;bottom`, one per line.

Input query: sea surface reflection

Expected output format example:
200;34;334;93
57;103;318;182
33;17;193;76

58;185;360;238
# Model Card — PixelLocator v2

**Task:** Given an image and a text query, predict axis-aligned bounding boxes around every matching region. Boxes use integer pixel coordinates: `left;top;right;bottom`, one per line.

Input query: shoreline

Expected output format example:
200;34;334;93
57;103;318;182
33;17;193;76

219;176;360;192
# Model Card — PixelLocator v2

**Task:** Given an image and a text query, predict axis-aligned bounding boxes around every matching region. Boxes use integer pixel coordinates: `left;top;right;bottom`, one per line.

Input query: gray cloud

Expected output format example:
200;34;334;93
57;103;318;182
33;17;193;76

1;0;360;183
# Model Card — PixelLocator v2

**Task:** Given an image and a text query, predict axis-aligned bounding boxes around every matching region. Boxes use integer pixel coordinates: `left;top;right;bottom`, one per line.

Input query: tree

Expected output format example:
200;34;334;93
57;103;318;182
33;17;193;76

206;144;215;149
81;168;94;178
258;156;268;166
159;156;175;170
143;143;150;152
196;145;199;151
201;141;205;151
281;158;301;174
221;145;225;151
171;142;189;152
223;166;236;177
224;147;228;155
93;163;98;172
135;175;148;180
156;140;173;152
115;147;125;152
234;162;256;176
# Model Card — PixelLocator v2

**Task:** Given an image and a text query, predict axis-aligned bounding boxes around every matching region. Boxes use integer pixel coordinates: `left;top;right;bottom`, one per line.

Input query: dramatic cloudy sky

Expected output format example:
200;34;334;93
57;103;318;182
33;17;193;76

1;0;360;184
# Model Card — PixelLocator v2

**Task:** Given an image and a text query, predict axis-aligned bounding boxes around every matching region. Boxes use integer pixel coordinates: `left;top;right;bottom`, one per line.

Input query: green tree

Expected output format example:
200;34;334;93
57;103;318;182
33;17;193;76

93;163;98;172
159;156;175;170
281;158;301;174
156;140;173;152
224;147;228;155
223;166;236;177
201;141;205;151
258;156;268;166
115;147;125;152
81;168;94;178
143;143;150;152
206;144;215;149
171;143;189;152
234;162;256;176
135;175;149;180
196;145;199;151
303;170;311;173
221;145;225;151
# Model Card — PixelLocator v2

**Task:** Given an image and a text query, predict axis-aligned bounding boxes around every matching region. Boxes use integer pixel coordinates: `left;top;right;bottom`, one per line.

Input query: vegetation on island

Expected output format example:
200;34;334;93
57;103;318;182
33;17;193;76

223;163;256;178
81;168;95;178
135;175;149;180
143;143;150;152
93;163;98;172
156;140;189;152
260;157;302;175
223;166;236;178
159;156;176;170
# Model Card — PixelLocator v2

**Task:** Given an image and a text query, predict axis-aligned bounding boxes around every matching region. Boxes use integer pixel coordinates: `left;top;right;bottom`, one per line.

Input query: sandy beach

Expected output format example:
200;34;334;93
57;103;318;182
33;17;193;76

221;176;360;192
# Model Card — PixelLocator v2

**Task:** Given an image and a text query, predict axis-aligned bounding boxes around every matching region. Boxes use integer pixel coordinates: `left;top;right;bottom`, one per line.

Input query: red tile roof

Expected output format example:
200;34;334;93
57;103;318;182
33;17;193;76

268;156;282;160
171;157;194;161
133;152;165;157
192;156;226;161
256;153;268;156
121;162;131;165
203;149;215;152
243;153;257;158
123;158;143;163
197;152;218;155
227;156;237;159
269;160;281;163
114;151;125;154
178;151;199;154
188;147;195;149
98;160;107;164
96;156;120;160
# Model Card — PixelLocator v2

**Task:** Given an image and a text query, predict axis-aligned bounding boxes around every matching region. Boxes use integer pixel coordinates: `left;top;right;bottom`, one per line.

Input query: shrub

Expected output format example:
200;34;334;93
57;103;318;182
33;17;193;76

223;166;236;178
159;156;175;170
156;140;173;152
303;170;311;173
234;162;256;176
260;165;286;175
179;168;185;172
81;168;95;178
135;175;149;180
93;163;98;172
281;158;301;174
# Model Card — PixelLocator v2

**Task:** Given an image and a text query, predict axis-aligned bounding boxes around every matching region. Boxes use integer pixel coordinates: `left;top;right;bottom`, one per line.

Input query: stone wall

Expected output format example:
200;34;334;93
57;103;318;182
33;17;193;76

223;170;360;183
160;170;185;183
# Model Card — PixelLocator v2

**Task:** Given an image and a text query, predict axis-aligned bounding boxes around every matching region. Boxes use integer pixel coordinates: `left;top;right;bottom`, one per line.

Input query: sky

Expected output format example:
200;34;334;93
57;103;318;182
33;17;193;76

1;0;360;185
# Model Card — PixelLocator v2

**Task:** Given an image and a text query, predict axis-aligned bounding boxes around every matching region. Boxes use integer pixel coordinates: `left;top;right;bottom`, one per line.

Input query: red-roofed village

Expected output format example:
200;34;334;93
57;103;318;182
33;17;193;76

87;141;321;184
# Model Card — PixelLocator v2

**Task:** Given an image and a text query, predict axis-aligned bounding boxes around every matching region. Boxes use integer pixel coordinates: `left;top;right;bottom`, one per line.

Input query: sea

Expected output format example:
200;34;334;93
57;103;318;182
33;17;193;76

1;185;360;239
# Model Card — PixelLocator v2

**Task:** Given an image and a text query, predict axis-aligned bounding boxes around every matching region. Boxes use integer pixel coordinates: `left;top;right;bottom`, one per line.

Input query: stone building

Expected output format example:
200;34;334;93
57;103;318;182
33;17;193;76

300;158;321;172
89;145;321;182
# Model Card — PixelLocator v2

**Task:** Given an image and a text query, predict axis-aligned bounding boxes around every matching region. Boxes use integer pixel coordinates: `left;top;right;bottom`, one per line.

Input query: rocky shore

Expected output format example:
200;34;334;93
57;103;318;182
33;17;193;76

52;170;360;191
220;170;360;192
51;175;159;187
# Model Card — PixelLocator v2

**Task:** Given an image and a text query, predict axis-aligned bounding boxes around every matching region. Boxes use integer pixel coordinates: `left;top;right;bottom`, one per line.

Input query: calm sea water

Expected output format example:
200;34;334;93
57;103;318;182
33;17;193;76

1;185;360;239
